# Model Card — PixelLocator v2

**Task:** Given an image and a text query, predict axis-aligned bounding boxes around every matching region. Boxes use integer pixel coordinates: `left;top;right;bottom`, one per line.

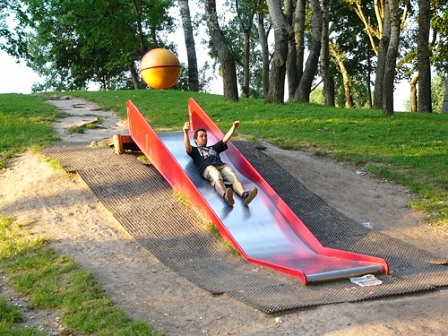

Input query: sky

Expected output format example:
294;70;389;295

0;49;42;94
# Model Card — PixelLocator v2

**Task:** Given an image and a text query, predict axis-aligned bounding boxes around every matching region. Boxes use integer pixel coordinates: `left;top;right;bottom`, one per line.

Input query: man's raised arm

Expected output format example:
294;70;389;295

223;121;240;144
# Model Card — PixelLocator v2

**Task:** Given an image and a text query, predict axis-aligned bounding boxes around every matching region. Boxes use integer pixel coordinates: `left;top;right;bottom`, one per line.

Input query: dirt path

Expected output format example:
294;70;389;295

1;96;447;335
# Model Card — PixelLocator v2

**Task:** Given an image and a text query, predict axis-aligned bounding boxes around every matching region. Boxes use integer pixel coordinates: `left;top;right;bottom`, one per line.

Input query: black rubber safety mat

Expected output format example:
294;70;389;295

42;142;448;314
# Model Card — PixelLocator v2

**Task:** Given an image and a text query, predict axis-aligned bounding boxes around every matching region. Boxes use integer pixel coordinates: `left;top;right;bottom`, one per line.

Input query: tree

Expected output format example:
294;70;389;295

345;0;387;108
201;0;268;98
257;7;272;98
349;0;383;55
235;0;259;98
178;0;199;91
430;0;448;113
374;0;391;109
382;0;401;115
417;0;432;112
284;0;297;101
330;44;354;107
328;2;377;108
204;0;239;100
293;0;306;95
320;0;335;106
4;0;175;91
410;73;419;112
265;0;289;103
293;0;323;103
0;0;27;58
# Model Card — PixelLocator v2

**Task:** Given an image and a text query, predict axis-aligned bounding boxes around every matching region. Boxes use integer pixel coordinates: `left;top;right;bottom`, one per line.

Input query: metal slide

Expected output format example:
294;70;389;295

127;99;389;285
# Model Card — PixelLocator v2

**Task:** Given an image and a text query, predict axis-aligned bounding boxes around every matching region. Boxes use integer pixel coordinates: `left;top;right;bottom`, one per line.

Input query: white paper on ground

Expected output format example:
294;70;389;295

349;274;383;287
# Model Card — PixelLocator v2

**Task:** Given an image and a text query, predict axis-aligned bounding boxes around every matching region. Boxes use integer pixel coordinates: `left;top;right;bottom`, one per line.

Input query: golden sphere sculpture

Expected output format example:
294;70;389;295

140;48;181;90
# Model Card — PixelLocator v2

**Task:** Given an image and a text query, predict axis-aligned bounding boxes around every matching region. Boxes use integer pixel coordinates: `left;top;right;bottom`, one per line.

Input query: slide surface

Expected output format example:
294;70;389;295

127;99;389;285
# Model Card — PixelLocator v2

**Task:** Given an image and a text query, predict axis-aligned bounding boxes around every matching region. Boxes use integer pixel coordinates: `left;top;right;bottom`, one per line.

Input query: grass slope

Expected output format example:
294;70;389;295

65;90;448;226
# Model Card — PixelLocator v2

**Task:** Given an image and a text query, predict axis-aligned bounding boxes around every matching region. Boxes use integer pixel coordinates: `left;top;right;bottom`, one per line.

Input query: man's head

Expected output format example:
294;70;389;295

193;128;208;147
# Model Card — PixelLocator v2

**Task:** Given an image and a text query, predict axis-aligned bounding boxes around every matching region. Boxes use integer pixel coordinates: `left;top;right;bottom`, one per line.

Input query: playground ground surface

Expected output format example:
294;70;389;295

1;96;447;335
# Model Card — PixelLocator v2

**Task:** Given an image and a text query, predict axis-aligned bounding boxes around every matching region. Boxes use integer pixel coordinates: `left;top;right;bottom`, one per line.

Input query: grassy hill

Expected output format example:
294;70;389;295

1;90;447;227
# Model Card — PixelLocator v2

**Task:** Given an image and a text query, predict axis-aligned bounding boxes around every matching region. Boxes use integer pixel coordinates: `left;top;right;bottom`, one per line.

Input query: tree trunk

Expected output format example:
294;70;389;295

285;0;297;101
294;0;322;103
330;45;353;108
287;37;298;102
366;50;373;108
128;63;141;90
236;1;255;98
265;0;289;103
374;0;390;109
204;0;239;100
294;0;306;85
108;1;141;89
442;79;448;114
417;0;432;112
257;11;270;99
131;0;146;56
178;0;199;92
352;0;383;55
382;0;401;115
242;28;251;98
320;0;334;106
410;73;419;112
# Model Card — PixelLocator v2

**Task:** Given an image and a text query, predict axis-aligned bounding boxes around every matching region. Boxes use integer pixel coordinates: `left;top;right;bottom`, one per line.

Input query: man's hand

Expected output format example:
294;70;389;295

183;121;192;153
223;120;241;144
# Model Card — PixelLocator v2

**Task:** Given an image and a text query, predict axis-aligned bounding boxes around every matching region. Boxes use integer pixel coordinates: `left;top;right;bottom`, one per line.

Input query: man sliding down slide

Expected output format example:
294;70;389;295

183;120;258;207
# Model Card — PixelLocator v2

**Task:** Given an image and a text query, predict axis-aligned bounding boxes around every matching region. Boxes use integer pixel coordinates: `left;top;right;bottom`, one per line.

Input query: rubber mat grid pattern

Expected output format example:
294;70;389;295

42;143;448;314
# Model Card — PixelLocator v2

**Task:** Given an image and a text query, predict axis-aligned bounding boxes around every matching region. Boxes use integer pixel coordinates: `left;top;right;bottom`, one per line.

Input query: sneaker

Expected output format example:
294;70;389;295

223;188;234;207
242;187;258;206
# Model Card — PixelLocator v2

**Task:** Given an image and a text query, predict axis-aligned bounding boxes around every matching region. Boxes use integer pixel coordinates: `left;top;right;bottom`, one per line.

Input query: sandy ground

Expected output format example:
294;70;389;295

1;96;448;336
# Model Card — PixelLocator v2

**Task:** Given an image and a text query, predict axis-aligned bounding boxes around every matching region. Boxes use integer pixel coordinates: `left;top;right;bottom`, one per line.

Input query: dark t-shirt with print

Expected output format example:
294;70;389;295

188;139;228;174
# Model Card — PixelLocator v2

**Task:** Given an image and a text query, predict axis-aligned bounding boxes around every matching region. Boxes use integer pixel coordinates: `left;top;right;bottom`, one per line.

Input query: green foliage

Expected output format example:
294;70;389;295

0;215;162;335
176;61;215;93
331;0;376;103
431;73;446;113
6;0;175;91
310;86;325;105
431;2;448;74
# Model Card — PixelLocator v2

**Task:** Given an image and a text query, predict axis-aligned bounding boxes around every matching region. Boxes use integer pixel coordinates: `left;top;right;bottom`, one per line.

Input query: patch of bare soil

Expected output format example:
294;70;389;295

1;96;447;335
